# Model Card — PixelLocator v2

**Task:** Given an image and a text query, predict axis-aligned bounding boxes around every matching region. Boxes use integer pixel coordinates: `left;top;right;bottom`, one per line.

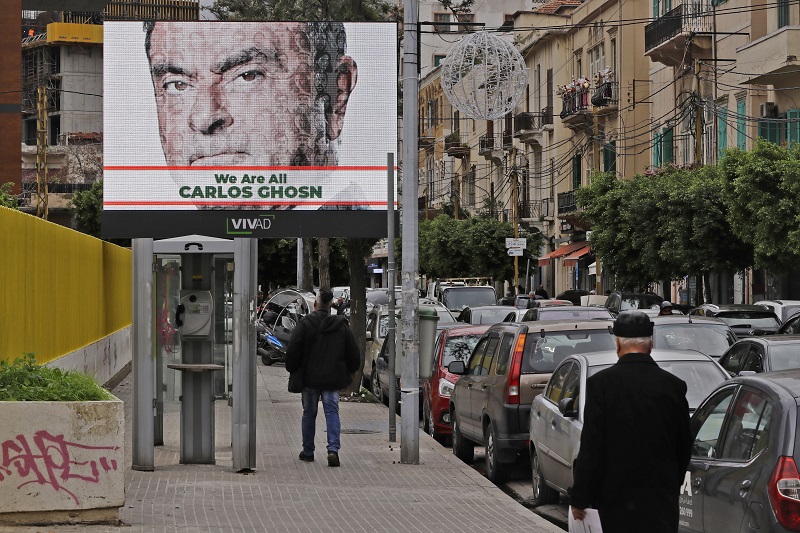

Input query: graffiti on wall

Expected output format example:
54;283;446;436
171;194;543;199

0;430;120;505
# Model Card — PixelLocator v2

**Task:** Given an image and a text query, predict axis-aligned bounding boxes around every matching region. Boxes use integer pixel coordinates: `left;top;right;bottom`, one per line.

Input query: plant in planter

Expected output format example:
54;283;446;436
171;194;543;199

445;131;462;149
0;354;124;525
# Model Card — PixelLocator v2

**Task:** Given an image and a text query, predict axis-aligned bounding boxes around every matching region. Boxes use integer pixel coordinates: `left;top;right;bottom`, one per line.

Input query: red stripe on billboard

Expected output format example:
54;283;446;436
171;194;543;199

103;165;396;171
103;200;393;206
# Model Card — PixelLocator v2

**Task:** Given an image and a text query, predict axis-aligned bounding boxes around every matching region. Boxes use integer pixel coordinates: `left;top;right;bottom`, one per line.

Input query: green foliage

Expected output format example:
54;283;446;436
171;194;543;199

577;168;752;291
720;140;800;272
0;354;113;401
69;180;103;237
0;182;19;209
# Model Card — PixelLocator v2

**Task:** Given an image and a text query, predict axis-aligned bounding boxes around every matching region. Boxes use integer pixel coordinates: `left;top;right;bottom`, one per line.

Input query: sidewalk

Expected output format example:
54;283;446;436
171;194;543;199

0;364;564;533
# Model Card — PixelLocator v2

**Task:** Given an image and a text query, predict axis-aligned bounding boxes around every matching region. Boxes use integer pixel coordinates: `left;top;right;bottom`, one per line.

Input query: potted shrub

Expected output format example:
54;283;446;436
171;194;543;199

0;354;124;525
445;131;462;149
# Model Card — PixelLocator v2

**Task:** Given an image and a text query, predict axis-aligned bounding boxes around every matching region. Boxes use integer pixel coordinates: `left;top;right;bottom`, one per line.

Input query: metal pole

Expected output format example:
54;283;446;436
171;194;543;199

512;148;519;289
695;59;703;165
232;238;257;471
387;153;397;442
296;238;303;288
132;238;155;471
401;0;420;465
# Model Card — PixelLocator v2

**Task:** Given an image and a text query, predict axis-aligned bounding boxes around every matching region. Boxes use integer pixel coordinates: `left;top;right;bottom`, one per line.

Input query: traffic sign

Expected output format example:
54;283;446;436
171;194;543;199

507;248;524;257
505;238;527;248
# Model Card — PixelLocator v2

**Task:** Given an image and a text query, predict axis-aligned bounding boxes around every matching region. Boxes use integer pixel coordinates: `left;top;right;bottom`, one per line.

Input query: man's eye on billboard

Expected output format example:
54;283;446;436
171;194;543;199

103;22;398;238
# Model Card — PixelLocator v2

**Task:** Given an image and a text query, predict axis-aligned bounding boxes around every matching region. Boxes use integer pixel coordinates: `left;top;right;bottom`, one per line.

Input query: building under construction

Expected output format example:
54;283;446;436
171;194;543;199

16;0;199;221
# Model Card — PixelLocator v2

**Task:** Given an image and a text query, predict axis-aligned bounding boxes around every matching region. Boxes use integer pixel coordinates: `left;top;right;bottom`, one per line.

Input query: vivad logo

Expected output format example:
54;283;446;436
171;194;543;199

226;215;275;235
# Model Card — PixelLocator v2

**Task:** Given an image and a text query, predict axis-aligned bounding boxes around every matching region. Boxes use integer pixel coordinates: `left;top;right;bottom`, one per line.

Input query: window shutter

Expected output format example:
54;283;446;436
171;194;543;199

603;141;616;172
572;155;581;190
737;100;746;150
654;131;662;167
717;107;727;160
787;109;800;147
663;128;674;164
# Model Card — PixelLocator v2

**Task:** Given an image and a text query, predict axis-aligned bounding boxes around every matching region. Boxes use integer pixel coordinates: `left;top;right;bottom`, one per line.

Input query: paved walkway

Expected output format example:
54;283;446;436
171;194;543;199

0;364;563;533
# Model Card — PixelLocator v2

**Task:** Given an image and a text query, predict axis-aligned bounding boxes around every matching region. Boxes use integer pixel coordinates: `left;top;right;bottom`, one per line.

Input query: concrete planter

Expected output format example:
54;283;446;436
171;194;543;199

0;399;124;525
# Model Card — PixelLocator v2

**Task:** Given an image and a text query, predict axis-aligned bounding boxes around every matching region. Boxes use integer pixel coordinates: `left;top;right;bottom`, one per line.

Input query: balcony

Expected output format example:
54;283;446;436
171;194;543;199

478;133;505;163
514;109;553;145
558;190;577;215
591;82;619;113
519;198;554;220
738;27;800;86
560;90;591;128
645;3;714;66
444;132;471;158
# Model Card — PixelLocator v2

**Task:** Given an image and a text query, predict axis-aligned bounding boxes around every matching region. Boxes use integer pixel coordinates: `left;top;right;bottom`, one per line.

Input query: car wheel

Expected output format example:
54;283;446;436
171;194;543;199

452;415;474;463
371;367;387;405
530;447;559;506
485;423;510;484
258;347;272;366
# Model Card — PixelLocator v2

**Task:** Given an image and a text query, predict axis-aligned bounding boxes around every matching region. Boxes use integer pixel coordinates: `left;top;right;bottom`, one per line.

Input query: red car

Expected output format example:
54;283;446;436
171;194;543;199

423;324;491;445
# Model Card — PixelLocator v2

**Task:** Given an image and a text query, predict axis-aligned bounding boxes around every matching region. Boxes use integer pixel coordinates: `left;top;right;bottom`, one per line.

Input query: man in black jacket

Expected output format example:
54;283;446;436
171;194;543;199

286;288;360;467
568;311;692;533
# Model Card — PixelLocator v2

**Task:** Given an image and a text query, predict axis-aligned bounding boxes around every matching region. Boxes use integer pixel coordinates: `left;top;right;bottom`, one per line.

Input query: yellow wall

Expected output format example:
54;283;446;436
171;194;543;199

0;207;131;363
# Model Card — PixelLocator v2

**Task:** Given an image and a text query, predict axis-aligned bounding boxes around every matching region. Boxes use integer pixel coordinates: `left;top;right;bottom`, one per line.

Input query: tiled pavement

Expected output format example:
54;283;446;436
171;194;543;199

0;364;564;533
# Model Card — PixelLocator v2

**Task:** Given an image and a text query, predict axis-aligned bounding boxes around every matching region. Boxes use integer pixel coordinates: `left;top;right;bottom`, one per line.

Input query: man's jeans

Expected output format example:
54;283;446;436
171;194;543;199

301;388;341;455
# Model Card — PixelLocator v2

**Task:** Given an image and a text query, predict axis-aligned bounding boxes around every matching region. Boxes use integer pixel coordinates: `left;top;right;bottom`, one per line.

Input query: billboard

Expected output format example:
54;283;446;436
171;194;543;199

102;21;398;238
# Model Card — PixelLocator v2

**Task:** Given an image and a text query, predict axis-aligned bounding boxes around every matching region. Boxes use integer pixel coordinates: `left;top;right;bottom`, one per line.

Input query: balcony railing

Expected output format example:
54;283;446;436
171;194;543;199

558;190;577;214
519;198;554;219
645;3;714;52
560;89;589;119
514;112;545;134
479;133;511;153
591;82;619;108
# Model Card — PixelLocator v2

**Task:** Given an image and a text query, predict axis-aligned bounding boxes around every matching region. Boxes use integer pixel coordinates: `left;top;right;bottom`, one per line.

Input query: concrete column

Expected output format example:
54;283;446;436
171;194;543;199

132;238;155;471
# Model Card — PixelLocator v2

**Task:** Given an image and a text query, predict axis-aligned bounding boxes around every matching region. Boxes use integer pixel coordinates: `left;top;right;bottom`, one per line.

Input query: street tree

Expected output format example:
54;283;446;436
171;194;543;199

0;183;18;209
69;180;103;237
720;139;800;272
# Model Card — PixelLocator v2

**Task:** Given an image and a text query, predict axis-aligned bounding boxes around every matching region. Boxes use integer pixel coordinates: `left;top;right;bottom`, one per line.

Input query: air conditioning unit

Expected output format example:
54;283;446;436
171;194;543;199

760;102;777;118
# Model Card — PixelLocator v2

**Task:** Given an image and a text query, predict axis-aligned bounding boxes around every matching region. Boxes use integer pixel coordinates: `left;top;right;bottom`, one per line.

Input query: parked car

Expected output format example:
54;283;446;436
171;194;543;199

363;304;391;386
680;371;800;532
502;308;529;322
689;304;781;338
423;324;491;444
604;291;663;317
433;285;498;313
718;336;800;376
447;320;616;483
521;305;613;322
529;349;728;506
651;315;738;359
555;289;590;306
457;305;518;324
754;299;800;323
513;295;531;309
526;299;573;309
779;311;800;334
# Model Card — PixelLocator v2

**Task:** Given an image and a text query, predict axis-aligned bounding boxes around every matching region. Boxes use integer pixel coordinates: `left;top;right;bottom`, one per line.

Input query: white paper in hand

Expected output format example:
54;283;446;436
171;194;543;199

568;507;603;533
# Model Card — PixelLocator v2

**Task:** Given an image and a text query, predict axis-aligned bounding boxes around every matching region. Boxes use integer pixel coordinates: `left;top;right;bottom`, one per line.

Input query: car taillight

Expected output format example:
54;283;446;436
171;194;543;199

768;456;800;531
505;333;526;405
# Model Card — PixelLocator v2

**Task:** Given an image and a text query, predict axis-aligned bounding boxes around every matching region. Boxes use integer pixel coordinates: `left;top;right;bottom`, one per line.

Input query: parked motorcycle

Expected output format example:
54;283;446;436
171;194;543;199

257;289;313;366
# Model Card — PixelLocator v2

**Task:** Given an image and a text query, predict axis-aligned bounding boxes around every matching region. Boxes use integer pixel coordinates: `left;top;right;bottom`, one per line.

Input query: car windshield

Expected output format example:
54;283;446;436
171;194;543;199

717;312;780;328
442;334;483;367
653;324;736;357
473;308;516;324
767;344;800;371
522;330;616;373
538;309;612;320
620;294;663;311
589;360;725;410
441;287;497;310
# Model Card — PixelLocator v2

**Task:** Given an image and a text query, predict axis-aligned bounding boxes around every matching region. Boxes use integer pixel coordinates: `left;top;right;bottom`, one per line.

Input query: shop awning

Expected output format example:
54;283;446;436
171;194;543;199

537;241;587;266
563;245;592;267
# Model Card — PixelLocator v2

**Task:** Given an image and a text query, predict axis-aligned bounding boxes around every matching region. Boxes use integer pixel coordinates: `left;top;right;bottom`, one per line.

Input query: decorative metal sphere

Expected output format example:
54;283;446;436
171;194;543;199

441;31;528;120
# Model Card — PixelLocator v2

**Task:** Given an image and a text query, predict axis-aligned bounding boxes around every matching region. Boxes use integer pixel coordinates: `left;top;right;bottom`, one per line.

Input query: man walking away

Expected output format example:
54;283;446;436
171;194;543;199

286;288;360;467
568;310;691;533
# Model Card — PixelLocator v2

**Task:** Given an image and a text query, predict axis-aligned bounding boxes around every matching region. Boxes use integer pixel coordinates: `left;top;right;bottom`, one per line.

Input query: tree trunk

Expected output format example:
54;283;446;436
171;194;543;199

302;238;314;291
344;238;367;395
318;237;330;289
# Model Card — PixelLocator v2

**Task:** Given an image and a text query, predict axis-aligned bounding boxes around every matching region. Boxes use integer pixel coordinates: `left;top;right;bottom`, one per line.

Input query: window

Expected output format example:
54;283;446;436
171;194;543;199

468;338;488;375
433;13;451;33
590;44;605;81
737;99;746;150
719;389;772;461
481;337;499;375
717;106;728;160
466;166;476;207
691;387;736;458
572;155;582;190
456;13;475;32
501;14;514;29
434;54;446;67
759;118;784;145
662;127;674;164
654;131;662;167
561;364;581;406
721;343;750;375
545;362;573;403
778;0;790;28
495;334;515;375
611;39;616;74
603;141;616;173
546;69;554;113
740;348;764;373
787;109;800;146
452;110;460;134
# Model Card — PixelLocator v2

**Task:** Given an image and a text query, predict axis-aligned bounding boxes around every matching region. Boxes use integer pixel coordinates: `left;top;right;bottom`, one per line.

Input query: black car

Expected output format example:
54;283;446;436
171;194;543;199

604;291;663;317
718;336;800;376
651;315;738;359
555;290;590;306
689;304;781;338
681;371;800;532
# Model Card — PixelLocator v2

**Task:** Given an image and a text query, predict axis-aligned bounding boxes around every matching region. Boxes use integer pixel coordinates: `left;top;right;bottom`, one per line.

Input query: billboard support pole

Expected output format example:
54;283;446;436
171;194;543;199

132;238;155;471
387;153;397;443
401;0;420;464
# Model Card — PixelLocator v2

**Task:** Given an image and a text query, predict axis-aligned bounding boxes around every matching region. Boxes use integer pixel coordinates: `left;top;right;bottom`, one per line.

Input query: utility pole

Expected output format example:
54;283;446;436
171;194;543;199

593;106;601;294
453;172;459;220
694;59;703;165
386;153;397;443
512;147;519;289
35;84;48;219
401;0;421;465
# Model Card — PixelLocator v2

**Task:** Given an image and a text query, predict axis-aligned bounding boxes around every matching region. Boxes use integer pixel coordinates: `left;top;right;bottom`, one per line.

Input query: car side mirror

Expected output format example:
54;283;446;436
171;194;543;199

558;397;577;418
448;361;466;375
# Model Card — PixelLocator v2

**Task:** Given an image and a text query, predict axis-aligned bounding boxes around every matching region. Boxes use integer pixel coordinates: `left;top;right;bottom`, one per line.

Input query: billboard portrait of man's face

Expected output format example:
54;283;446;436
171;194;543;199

144;22;358;168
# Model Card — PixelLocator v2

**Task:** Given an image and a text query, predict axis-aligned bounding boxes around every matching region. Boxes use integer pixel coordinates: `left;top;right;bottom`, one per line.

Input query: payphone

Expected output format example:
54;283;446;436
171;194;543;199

177;291;214;338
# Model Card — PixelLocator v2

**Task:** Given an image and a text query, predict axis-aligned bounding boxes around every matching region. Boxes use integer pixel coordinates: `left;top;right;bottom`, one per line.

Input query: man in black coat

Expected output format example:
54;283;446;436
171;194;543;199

568;311;692;533
286;288;360;467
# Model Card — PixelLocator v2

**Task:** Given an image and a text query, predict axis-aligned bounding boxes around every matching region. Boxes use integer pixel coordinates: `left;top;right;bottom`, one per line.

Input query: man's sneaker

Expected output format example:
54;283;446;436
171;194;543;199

298;451;314;462
327;451;340;467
